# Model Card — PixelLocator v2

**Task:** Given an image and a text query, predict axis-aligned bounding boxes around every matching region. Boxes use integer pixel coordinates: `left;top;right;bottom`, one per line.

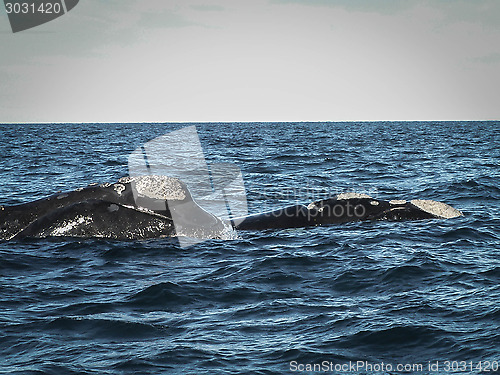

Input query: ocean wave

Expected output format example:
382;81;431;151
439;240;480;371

1;122;499;374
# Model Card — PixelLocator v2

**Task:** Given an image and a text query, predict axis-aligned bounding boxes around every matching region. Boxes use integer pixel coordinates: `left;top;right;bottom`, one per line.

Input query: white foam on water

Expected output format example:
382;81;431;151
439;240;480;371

219;220;240;240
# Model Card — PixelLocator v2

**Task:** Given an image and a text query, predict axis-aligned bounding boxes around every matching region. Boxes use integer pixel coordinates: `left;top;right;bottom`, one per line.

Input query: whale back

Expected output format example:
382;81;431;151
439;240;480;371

0;176;226;240
235;195;463;231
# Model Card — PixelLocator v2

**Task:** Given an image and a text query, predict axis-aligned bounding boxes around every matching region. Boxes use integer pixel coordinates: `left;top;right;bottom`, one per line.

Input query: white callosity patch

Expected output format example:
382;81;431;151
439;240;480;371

118;177;134;184
306;202;323;212
370;200;379;206
307;202;318;210
336;193;372;200
410;200;463;219
389;200;407;205
113;184;126;196
127;175;187;201
51;216;93;236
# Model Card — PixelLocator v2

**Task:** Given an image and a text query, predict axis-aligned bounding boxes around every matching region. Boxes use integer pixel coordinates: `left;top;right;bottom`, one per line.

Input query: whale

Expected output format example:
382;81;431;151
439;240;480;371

234;193;462;230
0;176;463;241
0;176;226;241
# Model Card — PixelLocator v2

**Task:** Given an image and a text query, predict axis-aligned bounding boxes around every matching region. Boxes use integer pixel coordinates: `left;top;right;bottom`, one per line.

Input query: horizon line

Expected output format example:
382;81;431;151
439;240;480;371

1;119;499;125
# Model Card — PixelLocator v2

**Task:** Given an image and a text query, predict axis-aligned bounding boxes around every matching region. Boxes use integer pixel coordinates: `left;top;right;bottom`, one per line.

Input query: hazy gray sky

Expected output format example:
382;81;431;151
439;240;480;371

1;0;499;122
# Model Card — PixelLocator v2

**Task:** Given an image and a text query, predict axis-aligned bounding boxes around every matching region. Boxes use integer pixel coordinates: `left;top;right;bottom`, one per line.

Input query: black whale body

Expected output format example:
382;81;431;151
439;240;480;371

0;176;225;240
235;198;438;230
0;177;462;240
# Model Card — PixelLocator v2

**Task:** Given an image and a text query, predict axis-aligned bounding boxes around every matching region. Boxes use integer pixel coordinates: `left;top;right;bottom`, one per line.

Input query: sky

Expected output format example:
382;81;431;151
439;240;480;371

1;0;499;123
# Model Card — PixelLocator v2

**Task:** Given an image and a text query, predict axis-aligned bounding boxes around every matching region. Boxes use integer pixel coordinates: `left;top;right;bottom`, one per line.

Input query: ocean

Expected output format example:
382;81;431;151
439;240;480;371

0;122;499;374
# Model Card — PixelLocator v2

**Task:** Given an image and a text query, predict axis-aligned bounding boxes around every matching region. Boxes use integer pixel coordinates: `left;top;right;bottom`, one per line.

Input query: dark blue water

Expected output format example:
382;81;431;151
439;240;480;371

1;122;499;374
